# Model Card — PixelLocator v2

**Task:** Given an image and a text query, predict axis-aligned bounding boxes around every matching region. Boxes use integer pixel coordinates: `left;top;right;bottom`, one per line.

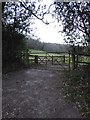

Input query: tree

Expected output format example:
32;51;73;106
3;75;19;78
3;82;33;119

2;1;50;70
3;1;49;34
54;1;90;45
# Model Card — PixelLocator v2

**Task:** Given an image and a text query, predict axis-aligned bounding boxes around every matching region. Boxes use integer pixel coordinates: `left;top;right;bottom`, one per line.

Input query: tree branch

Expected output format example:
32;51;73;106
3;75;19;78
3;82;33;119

20;2;49;25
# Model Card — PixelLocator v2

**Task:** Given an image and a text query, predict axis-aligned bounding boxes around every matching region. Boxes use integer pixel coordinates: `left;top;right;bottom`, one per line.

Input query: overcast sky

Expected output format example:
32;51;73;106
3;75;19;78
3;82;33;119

27;0;84;45
30;0;66;44
32;18;65;44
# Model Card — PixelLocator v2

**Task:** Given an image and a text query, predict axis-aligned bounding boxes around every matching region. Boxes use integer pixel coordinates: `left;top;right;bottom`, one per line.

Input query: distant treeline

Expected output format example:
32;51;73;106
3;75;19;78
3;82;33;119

27;37;69;53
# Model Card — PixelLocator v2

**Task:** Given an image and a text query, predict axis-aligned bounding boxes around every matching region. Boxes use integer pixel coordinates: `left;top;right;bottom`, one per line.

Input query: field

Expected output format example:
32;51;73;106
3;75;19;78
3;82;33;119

27;49;70;65
29;49;68;56
24;49;90;118
21;49;90;66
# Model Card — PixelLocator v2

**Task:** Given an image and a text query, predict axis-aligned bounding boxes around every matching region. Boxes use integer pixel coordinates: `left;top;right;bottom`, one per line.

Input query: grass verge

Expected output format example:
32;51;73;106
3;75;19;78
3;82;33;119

63;65;90;118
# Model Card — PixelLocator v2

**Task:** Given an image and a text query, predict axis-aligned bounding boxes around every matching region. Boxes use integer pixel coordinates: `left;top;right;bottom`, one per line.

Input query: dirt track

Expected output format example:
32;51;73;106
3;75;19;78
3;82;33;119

2;67;81;118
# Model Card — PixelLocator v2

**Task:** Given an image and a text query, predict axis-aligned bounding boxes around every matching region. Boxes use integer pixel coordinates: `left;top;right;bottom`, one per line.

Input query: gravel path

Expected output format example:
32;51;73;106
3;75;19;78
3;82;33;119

2;68;81;118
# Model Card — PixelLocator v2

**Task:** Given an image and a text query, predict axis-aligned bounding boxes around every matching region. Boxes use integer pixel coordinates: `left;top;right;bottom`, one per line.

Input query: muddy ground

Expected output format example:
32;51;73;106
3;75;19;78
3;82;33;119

2;65;81;118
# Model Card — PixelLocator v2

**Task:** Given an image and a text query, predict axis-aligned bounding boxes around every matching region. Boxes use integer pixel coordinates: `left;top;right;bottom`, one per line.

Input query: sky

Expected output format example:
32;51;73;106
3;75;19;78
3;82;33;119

32;18;65;44
30;0;66;44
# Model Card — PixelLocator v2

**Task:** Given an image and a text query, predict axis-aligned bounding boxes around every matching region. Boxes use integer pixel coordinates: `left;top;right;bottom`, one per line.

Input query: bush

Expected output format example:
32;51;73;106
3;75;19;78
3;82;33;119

63;65;90;118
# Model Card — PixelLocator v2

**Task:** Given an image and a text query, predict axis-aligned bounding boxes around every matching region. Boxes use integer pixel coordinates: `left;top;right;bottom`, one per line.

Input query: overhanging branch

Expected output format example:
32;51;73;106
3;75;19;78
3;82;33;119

20;2;49;25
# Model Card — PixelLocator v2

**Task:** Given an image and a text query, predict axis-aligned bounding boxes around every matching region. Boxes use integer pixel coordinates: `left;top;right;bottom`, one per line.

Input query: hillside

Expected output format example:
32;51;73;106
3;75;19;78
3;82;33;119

27;37;69;53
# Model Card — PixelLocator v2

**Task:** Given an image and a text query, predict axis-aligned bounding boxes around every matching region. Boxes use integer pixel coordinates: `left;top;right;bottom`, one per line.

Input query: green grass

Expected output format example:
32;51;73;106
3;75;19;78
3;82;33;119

29;49;46;53
48;53;68;56
29;49;68;56
30;53;47;56
23;49;90;65
29;49;69;62
78;56;90;63
29;49;44;52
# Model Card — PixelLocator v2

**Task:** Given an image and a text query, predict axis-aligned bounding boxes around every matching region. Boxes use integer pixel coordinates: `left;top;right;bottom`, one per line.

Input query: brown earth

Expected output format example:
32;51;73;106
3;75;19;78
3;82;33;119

2;65;81;118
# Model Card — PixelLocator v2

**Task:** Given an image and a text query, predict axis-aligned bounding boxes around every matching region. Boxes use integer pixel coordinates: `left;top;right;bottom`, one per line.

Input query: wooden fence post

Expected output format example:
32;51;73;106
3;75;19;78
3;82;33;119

26;49;29;66
52;55;53;65
76;54;78;68
69;52;70;70
63;55;65;63
72;53;75;69
35;55;38;64
76;45;79;68
72;46;76;70
46;52;47;65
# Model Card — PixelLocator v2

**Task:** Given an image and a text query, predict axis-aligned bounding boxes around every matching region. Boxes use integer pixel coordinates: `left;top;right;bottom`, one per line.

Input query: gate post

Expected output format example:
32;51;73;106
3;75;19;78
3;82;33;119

76;45;79;68
26;49;29;66
63;55;65;63
72;46;76;70
69;52;71;71
76;54;78;68
46;52;47;65
35;55;38;64
52;56;53;65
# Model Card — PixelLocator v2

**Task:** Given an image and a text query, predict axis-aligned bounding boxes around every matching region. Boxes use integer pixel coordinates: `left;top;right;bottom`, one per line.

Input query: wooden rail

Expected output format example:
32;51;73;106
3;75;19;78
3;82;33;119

29;55;66;65
69;52;90;70
16;50;72;70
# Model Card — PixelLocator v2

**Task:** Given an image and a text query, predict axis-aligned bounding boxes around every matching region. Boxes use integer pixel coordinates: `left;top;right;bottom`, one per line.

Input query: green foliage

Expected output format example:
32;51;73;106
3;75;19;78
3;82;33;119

2;23;27;72
54;2;90;45
63;66;90;118
27;37;69;53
